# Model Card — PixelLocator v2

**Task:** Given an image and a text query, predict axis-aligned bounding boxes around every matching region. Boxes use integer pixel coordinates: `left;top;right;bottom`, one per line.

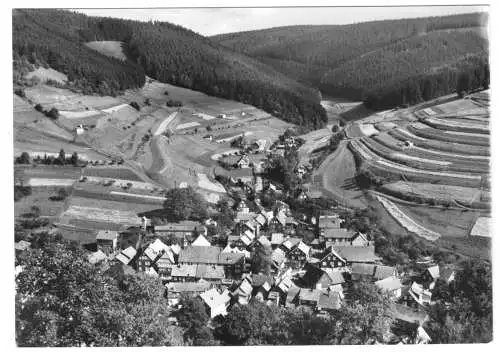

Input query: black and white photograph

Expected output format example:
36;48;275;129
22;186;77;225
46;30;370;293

9;1;494;347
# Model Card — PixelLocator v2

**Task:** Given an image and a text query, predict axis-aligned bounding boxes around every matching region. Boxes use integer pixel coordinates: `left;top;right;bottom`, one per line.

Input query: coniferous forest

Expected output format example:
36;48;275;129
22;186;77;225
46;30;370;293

214;12;489;109
12;9;327;129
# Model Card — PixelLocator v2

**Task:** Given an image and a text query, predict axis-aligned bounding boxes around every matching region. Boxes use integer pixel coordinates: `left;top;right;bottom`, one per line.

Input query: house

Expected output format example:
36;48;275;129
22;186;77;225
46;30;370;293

252;139;268;152
254;213;267;227
270;233;285;248
14;240;31;252
218;252;246;279
286;241;311;269
422;265;456;289
351;263;397;281
334;245;379;265
236;200;250;213
267;290;280;306
236;155;251;169
272;247;287;269
319;228;360;246
96;230;119;254
195;264;225;282
256;235;271;249
403;282;433;307
88;250;107;265
317;246;347;270
178;246;221;265
317;291;342;313
115;246;137;265
276;270;293;294
301;265;345;293
170;264;197;282
137;239;170;273
75;124;85;135
166;281;211;306
156;251;176;279
155;221;207;240
274;200;290;216
280;237;301;252
285;286;300;307
200;288;231;318
317;214;343;230
415;326;432;344
191;234;211;247
227;168;254;185
232;277;254;305
375;277;403;299
298;289;322;308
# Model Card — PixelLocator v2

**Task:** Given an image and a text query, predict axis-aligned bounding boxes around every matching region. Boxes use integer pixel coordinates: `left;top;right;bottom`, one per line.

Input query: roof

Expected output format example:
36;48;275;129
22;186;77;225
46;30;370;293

286;286;300;303
374;265;396;280
351;263;376;276
251;274;274;288
255;214;267;226
240;235;252;246
170;244;181;255
295;241;310;255
155;221;205;233
271;233;285;245
318;291;342;310
416;326;431;343
323;269;346;285
218;252;245;265
144;239;169;261
96;230;118;240
375;277;403;292
236;212;256;222
167;281;211;293
171;264;197;278
257;236;271;248
321;247;347;263
440;266;455;282
235;278;253;296
299;289;322;303
272;248;287;266
427;265;440;280
178;246;221;264
282;237;301;250
228;168;253;178
196;264;225;280
116;246;137;265
277;276;293;292
191;234;211;247
200;288;230;310
334;246;378;263
15;240;31;251
88;250;107;264
322;228;356;239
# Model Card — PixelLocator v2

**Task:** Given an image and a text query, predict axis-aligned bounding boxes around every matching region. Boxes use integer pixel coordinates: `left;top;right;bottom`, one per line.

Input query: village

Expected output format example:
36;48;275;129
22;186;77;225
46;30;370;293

15;131;457;345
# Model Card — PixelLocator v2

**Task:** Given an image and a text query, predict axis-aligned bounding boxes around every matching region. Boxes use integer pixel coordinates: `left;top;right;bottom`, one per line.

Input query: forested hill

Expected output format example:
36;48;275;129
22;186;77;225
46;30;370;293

12;10;327;129
213;13;489;109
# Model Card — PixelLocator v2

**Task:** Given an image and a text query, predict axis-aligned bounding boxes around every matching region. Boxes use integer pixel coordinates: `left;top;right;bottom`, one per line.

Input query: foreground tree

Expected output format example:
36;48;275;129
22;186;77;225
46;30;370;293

163;187;208;221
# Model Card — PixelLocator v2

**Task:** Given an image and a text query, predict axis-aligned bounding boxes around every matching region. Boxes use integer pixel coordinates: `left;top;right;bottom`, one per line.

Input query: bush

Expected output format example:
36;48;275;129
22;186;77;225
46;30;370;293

45;107;59;119
34;104;43;112
14;185;32;202
166;99;183;107
14;88;25;97
130;101;141;111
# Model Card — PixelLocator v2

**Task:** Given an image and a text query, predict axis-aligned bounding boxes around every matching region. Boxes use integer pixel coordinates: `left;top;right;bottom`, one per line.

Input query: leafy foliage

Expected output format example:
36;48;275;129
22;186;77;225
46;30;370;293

163;187;209;221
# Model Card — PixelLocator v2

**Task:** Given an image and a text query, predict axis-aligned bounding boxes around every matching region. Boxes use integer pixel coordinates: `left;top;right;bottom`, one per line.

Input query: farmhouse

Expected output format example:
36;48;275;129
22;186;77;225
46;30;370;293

334;245;379;265
15;240;31;252
319;228;369;247
286;241;310;269
301;264;345;293
200;288;231;318
218;252;246;279
178;246;221;265
155;221;207;244
227;168;254;185
317;291;342;313
375;276;403;299
115;246;137;265
170;264;197;282
96;230;119;254
166;281;211;306
317;246;347;270
88;250;107;265
195;264;225;282
351;263;397;281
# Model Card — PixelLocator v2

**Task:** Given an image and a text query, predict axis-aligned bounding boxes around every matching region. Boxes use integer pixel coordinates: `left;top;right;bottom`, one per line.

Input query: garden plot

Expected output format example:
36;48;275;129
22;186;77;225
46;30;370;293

101;103;130;114
109;191;166;201
85;41;127;61
83;176;156;191
359;124;378;136
24;85;122;111
376;195;441;241
59;110;102;119
176;121;201;130
389;128;489;156
423;116;489;134
27;178;76;187
430;98;482;114
60;205;141;227
197;173;226;193
408;125;489;147
381;181;483;205
154;111;178;136
25;67;68;84
470;217;490;238
194;112;216;121
83;167;143;181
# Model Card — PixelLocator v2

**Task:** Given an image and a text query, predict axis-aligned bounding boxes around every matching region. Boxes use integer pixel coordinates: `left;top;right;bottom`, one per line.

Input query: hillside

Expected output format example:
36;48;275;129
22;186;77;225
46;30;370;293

12;9;326;129
213;13;489;109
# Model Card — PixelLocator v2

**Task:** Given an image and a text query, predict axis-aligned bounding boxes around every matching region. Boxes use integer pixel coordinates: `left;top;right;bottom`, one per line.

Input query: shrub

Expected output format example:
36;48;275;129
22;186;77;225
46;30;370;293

129;101;141;111
45;107;59;119
14;185;32;202
166;99;183;107
14;88;25;98
34;104;43;112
